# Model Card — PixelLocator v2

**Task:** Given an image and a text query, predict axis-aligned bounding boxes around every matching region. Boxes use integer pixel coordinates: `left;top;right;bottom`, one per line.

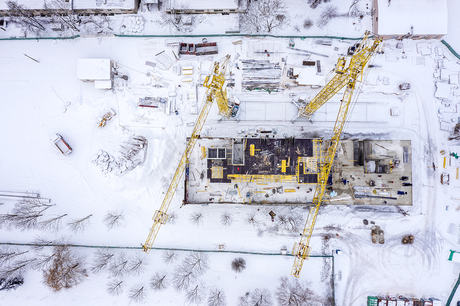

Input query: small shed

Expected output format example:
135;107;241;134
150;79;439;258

372;0;447;40
77;59;114;89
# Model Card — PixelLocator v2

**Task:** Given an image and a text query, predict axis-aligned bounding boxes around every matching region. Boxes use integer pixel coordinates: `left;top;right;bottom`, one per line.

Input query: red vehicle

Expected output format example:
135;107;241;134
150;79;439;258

53;134;72;155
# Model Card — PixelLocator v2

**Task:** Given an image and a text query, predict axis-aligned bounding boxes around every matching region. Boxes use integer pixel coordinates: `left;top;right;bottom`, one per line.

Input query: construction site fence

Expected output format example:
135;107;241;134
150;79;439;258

0;241;332;257
2;34;460;61
446;271;460;306
441;40;460;61
0;35;80;41
0;241;336;304
114;34;368;40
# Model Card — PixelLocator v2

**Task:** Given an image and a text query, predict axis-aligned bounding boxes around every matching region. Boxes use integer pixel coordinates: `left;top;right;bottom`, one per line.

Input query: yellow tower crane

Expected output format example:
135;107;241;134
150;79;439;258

143;55;234;253
291;31;382;122
291;31;382;277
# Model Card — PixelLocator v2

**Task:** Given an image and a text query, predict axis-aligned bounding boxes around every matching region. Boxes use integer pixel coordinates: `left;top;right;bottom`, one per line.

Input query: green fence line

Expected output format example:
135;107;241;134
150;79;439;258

441;40;460;61
0;242;333;257
0;35;80;41
332;251;336;306
446;271;460;306
114;33;366;40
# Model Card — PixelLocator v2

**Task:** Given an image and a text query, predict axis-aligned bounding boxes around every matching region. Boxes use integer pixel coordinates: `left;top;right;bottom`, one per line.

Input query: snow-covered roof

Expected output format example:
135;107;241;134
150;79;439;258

73;0;136;10
435;82;451;99
168;0;238;10
77;59;111;80
0;0;136;11
377;0;447;36
0;0;44;11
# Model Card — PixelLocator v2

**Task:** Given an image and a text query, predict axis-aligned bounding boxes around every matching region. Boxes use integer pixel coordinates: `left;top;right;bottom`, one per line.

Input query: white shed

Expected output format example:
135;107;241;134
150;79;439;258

77;59;113;89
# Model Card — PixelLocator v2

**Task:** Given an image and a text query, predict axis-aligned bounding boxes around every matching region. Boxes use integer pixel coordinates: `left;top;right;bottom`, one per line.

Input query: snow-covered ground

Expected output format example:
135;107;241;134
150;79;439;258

1;0;460;305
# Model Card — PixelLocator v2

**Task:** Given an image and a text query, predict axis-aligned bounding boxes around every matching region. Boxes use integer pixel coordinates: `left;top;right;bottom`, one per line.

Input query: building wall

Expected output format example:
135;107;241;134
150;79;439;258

378;34;444;40
165;8;243;14
372;0;378;35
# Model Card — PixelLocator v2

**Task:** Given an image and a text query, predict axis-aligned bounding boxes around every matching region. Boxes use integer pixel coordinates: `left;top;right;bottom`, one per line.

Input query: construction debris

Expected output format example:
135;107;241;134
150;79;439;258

92;135;148;176
241;59;281;91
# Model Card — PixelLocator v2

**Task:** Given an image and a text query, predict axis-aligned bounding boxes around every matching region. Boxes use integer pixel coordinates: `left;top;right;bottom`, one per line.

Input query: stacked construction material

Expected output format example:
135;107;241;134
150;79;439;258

241;60;281;92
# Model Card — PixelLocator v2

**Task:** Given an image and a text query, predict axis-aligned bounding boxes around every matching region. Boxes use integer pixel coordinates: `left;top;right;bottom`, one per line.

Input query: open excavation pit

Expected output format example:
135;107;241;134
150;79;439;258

185;137;412;206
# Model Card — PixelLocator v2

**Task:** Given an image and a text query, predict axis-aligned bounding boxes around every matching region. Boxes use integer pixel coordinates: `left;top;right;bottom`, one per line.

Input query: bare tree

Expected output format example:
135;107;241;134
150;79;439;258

31;236;54;251
67;214;92;233
172;267;195;291
208;287;227;306
0;258;35;280
0;213;41;230
278;214;303;233
0;277;24;291
449;123;460;140
231;258;246;273
307;0;331;9
16;198;53;211
245;213;258;227
0;247;28;263
250;288;273;306
128;284;147;303
276;277;321;306
107;279;124;296
189;212;204;226
220;213;233;226
317;5;338;28
150;270;168;291
80;15;113;36
44;0;80;32
32;252;56;270
239;0;289;33
183;252;209;276
238;292;251;306
40;214;67;232
185;283;206;305
103;210;125;230
168;212;177;224
90;249;115;274
6;0;45;35
162;249;178;264
43;245;86;291
303;18;313;29
156;3;197;33
109;252;129;277
128;253;148;275
0;199;53;231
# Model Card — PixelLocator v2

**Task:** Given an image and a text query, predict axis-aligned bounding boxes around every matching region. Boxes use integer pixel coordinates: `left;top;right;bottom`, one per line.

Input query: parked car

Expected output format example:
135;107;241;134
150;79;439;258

53;134;72;155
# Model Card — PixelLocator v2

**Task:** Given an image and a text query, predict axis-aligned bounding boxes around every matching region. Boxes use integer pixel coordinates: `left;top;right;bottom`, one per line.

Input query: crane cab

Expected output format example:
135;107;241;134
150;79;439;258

335;57;347;74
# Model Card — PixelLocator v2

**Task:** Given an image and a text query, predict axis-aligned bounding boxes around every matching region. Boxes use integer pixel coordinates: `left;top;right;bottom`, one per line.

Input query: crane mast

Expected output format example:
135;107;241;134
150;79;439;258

291;32;382;277
143;55;231;253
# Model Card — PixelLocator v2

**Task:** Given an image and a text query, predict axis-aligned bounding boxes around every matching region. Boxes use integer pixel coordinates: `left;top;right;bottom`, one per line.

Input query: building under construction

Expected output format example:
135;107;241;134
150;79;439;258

185;137;412;206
